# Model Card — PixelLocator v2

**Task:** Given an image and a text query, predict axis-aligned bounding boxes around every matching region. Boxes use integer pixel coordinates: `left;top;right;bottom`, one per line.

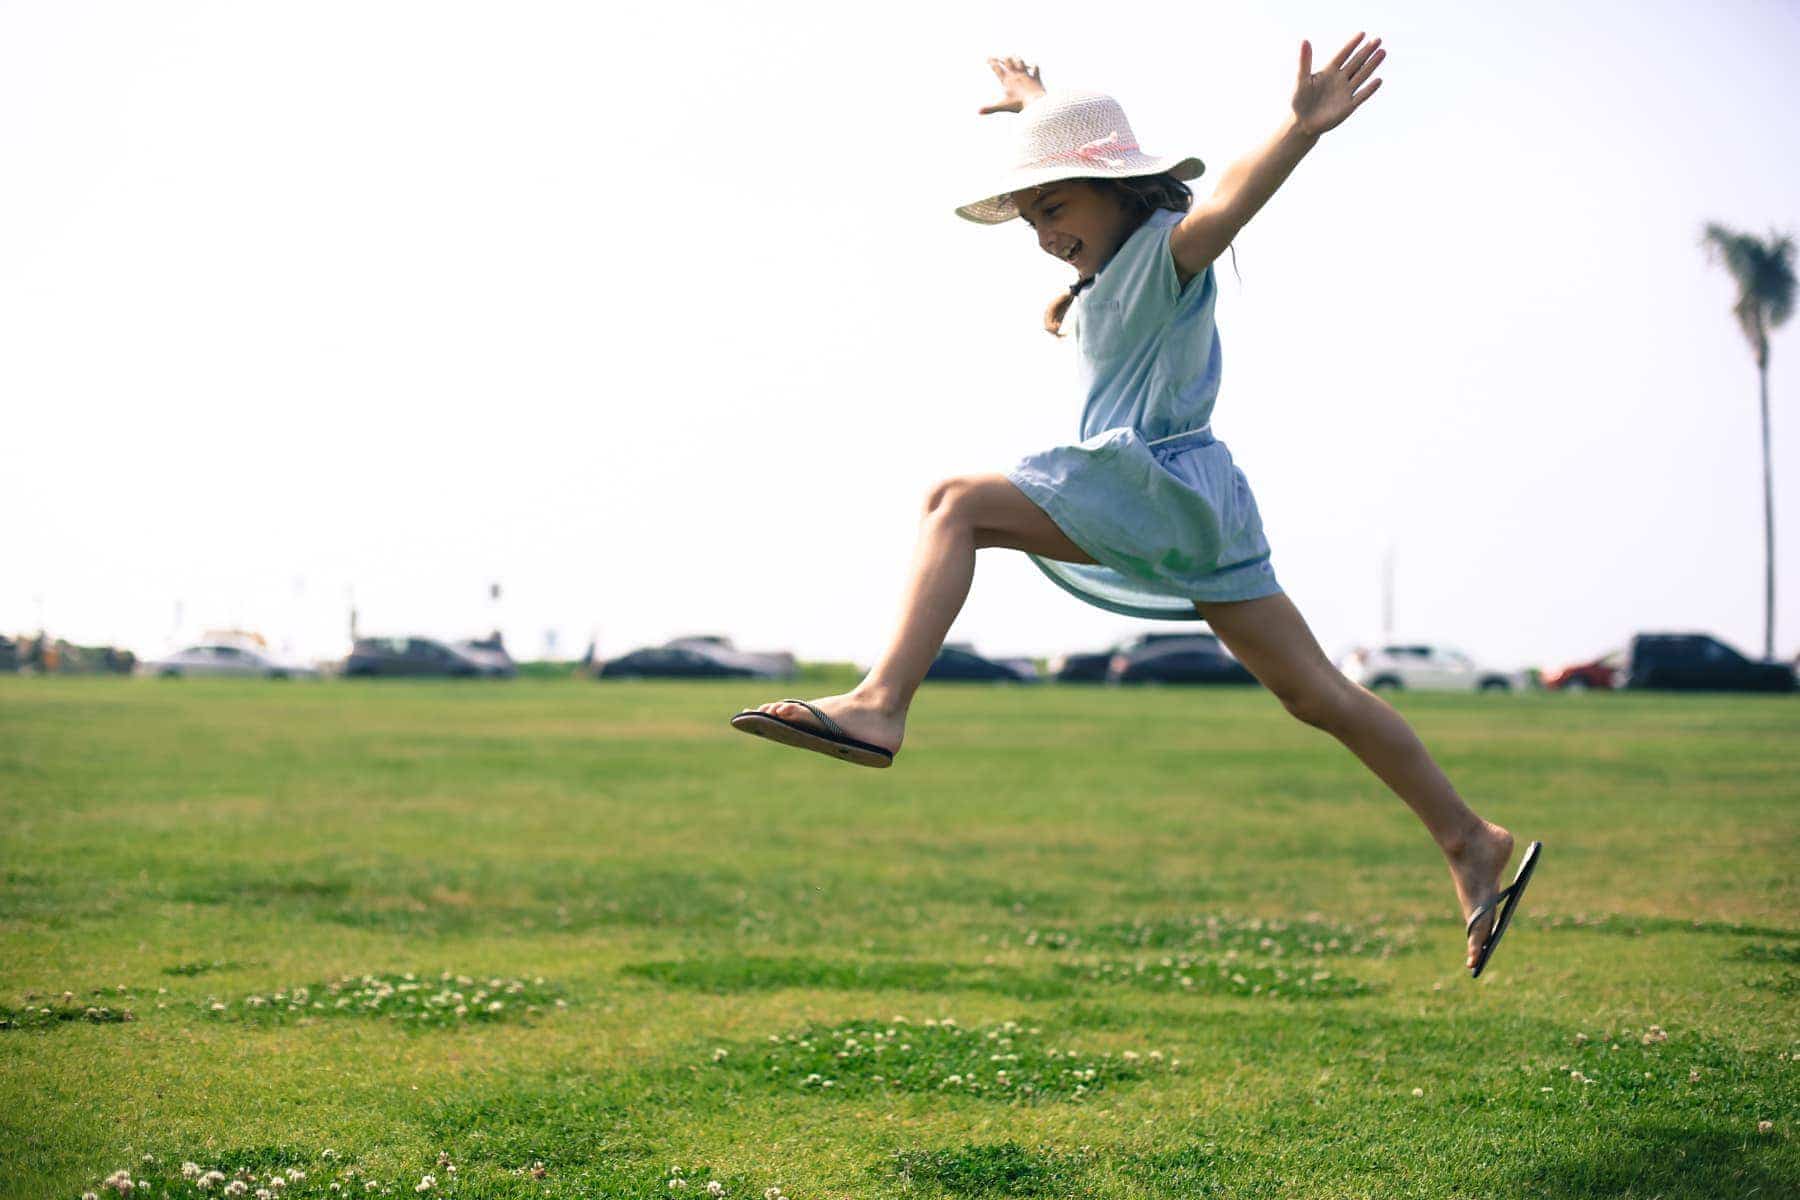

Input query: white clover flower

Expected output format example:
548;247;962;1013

83;1193;98;1200
182;1165;202;1181
706;1182;724;1196
288;1173;304;1184
1759;1120;1775;1134
415;1177;434;1194
255;1190;271;1200
1411;1087;1424;1097
322;1150;336;1161
269;1177;286;1190
711;1048;728;1062
487;1001;503;1013
365;1184;378;1192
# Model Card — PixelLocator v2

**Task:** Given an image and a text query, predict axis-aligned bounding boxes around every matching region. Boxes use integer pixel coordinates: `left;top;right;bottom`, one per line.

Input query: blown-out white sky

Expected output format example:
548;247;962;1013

3;0;1797;670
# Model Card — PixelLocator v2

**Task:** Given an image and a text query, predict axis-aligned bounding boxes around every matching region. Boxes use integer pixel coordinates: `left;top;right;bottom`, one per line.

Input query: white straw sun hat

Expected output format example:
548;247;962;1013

956;89;1205;225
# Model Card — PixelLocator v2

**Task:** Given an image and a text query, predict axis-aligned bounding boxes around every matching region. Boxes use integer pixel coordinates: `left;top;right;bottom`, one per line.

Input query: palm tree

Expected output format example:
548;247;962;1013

1701;224;1795;660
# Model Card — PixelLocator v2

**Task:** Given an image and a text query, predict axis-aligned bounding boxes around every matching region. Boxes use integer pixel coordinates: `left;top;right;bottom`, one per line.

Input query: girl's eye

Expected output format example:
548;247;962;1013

1045;205;1062;216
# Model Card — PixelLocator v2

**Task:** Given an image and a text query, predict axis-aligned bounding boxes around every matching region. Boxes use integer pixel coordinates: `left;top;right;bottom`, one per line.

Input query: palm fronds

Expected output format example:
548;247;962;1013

1702;224;1796;358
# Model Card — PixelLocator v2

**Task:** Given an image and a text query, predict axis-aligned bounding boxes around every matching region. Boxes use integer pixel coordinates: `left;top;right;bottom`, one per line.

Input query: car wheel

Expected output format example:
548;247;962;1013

1563;677;1588;693
1368;675;1402;691
1479;678;1511;692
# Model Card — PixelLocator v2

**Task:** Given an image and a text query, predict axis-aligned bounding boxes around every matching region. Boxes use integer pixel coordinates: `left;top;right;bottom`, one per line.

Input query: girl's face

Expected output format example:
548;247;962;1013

1013;180;1133;281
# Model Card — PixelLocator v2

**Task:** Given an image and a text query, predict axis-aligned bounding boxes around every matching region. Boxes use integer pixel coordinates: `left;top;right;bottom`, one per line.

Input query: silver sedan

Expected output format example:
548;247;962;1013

141;644;319;679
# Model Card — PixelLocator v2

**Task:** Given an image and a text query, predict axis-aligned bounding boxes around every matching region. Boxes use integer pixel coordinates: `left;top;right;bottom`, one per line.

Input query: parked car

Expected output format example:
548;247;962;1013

599;643;765;679
924;644;1035;682
1544;649;1624;692
663;636;796;679
452;636;518;678
1619;633;1796;693
1048;649;1113;683
1108;632;1256;685
1337;643;1516;692
343;637;510;678
142;643;319;679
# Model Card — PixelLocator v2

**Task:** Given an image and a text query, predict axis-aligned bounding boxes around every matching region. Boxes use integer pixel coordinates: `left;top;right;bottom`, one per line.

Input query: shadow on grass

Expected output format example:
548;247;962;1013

1540;914;1800;940
885;1142;1094;1197
1501;1123;1795;1199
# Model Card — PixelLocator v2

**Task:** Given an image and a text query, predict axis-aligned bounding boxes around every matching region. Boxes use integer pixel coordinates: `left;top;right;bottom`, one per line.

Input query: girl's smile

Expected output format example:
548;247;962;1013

1014;181;1133;280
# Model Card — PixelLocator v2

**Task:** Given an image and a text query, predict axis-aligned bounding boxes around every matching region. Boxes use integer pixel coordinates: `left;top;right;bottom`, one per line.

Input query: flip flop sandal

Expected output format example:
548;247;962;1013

729;699;896;769
1467;840;1543;978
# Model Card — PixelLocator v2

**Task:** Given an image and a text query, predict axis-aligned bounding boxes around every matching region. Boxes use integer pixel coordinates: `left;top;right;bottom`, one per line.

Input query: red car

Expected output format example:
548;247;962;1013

1544;649;1624;691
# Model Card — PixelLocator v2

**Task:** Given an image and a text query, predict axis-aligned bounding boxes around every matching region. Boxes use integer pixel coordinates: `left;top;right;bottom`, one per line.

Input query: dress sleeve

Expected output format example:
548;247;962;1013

1104;210;1186;342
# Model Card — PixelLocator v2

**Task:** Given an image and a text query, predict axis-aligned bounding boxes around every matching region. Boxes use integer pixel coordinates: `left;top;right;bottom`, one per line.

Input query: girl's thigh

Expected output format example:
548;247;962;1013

1196;592;1344;701
950;474;1096;563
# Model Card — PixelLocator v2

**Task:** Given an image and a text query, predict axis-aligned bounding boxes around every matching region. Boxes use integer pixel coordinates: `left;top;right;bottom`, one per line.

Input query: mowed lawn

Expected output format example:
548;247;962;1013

1;674;1796;1200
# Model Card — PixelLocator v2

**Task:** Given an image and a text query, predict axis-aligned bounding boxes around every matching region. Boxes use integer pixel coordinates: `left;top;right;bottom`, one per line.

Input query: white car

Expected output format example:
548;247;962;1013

142;643;319;679
1337;643;1517;693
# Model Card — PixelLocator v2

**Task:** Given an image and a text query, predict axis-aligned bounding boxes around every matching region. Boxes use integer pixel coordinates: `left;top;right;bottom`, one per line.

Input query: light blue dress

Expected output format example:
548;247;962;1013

1006;207;1281;620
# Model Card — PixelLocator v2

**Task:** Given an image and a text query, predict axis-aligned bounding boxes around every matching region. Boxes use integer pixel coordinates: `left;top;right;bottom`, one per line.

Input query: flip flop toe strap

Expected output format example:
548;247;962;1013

1466;897;1500;936
777;699;846;740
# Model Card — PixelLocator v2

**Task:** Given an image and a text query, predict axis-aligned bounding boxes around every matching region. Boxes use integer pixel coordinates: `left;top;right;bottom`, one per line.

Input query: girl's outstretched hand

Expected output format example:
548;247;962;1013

979;56;1046;114
1292;33;1385;135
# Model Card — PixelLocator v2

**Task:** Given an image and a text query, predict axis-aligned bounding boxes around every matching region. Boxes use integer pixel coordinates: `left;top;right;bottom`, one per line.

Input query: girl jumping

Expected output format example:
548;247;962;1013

732;35;1540;976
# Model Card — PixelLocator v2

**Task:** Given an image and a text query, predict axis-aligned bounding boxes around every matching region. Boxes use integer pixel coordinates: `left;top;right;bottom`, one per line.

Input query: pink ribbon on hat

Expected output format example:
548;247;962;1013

1035;131;1139;170
1075;131;1133;167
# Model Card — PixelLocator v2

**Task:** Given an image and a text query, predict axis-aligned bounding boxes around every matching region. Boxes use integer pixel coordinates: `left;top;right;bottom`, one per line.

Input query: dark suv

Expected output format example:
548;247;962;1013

1108;632;1257;686
1621;633;1796;693
343;637;509;678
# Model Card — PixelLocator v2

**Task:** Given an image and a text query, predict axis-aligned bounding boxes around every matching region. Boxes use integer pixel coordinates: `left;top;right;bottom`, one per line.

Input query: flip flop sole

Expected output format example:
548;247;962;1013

1471;840;1543;978
729;711;895;769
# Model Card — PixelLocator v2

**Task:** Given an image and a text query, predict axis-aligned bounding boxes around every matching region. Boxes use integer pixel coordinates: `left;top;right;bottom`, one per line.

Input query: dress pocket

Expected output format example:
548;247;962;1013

1078;297;1127;362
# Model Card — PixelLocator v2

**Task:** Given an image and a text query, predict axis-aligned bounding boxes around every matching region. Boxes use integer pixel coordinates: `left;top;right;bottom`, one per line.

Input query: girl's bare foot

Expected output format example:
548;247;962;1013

756;692;906;757
1446;821;1515;969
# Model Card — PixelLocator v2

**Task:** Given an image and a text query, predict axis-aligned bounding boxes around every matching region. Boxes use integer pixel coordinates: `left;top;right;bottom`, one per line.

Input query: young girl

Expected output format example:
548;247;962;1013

733;35;1540;976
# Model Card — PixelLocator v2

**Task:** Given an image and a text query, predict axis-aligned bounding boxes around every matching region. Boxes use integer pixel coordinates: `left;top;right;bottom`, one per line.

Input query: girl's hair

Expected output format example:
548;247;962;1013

1043;173;1194;337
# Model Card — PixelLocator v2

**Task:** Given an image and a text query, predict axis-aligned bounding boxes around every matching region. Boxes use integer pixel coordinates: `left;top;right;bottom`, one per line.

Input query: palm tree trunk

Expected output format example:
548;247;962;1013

1760;358;1775;660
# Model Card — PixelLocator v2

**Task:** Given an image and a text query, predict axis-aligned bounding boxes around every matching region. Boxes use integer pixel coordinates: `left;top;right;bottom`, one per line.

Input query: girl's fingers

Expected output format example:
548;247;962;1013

1327;31;1364;72
1342;36;1381;78
1350;77;1383;107
1297;39;1313;84
1348;47;1385;89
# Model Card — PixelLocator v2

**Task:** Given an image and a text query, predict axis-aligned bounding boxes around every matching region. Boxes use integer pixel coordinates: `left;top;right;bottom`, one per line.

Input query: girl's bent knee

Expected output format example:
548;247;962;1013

923;476;975;521
1276;678;1355;733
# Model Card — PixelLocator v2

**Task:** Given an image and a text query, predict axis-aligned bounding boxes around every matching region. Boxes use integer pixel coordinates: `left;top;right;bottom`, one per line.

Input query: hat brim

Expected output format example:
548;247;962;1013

955;154;1205;225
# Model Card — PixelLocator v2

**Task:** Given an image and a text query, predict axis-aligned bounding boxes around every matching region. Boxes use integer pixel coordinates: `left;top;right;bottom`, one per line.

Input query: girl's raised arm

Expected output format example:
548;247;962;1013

1170;33;1386;280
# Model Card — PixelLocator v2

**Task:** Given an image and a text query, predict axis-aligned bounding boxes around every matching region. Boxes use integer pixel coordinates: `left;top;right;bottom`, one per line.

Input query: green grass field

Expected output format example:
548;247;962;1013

2;675;1796;1200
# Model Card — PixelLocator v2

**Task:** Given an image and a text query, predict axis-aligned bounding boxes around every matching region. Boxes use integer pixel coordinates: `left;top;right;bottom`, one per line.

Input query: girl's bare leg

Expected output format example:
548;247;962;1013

1200;592;1517;969
751;475;1093;754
